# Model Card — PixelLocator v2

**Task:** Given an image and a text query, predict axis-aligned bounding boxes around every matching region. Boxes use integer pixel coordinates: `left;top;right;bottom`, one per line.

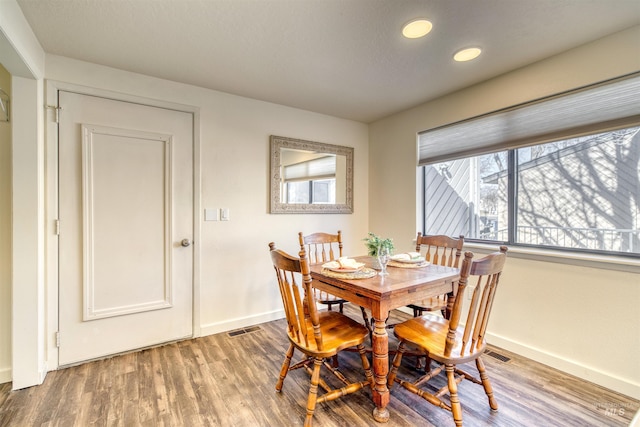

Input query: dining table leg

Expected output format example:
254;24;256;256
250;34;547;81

371;305;390;423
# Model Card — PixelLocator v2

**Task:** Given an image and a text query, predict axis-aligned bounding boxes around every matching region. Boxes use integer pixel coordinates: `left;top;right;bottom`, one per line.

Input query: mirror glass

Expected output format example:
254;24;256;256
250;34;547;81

270;135;353;213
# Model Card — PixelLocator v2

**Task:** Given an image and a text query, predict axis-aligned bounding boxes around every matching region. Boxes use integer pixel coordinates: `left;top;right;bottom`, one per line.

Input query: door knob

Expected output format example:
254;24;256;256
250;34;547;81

181;239;192;247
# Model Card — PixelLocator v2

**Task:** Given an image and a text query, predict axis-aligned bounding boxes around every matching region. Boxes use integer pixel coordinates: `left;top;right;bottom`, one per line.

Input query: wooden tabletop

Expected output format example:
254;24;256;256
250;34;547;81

308;255;459;311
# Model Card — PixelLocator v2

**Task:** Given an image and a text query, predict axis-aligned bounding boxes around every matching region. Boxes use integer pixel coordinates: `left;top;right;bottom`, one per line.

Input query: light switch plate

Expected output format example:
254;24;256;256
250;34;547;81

220;208;230;221
204;208;219;221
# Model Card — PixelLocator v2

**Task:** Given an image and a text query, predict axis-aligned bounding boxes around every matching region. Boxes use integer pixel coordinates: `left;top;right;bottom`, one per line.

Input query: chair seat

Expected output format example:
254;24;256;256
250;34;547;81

288;311;370;358
393;314;487;365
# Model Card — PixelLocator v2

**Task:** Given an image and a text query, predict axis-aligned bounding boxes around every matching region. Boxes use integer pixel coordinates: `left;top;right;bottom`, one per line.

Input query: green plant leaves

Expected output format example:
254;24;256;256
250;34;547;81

363;232;394;256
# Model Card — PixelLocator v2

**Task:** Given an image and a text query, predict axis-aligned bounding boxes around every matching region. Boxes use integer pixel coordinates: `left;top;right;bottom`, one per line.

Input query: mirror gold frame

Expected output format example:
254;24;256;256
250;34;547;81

270;135;354;214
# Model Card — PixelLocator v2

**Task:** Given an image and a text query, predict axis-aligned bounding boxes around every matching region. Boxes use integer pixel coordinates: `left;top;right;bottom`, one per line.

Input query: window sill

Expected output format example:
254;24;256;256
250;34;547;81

463;242;640;274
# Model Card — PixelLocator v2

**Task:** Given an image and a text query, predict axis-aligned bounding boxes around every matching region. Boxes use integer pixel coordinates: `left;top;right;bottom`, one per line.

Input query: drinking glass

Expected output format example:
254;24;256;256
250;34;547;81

377;246;390;276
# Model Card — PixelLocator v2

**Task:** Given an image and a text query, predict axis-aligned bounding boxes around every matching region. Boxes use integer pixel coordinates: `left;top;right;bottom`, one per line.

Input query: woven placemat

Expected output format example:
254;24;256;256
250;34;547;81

388;260;430;269
320;267;378;279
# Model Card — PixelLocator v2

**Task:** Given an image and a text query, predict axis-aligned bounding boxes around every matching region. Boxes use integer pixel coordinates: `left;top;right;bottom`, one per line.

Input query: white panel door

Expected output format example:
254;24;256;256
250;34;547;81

58;91;193;366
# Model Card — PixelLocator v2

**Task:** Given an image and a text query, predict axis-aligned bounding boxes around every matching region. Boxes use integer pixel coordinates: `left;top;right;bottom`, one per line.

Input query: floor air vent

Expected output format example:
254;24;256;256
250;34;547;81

227;326;262;337
485;350;511;363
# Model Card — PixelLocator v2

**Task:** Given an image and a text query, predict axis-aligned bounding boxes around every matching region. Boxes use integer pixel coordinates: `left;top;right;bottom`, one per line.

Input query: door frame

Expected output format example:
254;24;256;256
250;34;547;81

45;80;202;371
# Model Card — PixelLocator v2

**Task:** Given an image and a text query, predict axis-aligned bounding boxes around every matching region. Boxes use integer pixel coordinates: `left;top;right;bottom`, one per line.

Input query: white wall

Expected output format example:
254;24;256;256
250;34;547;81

0;64;11;384
369;26;640;398
0;0;46;390
43;54;369;350
11;75;46;390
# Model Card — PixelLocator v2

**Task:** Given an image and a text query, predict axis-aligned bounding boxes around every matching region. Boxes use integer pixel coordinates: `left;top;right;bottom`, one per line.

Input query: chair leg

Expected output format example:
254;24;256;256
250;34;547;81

387;342;406;389
304;358;323;427
416;354;432;372
476;356;498;411
424;356;432;372
330;354;339;368
446;364;463;427
276;344;295;392
415;355;424;371
359;307;373;341
357;343;374;391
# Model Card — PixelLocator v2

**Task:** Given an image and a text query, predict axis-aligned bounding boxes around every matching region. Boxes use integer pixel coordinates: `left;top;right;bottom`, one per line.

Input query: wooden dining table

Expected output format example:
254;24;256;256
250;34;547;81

309;256;460;423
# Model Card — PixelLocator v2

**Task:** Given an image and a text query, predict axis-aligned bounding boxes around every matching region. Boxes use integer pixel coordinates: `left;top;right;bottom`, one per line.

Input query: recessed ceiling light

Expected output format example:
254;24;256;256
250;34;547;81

454;47;482;62
402;19;433;39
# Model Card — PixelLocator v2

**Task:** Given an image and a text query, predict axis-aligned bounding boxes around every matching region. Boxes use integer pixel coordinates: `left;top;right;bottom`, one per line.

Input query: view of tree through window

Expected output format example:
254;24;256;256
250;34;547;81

422;126;640;255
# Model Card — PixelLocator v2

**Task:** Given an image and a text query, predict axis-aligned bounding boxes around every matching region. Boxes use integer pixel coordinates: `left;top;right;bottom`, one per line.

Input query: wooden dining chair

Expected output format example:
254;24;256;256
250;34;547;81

407;233;465;319
269;242;374;427
299;231;373;335
387;246;508;427
299;231;348;313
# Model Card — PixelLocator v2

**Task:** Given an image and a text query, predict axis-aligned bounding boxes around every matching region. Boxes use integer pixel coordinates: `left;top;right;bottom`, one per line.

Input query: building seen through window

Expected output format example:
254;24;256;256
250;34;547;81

422;126;640;255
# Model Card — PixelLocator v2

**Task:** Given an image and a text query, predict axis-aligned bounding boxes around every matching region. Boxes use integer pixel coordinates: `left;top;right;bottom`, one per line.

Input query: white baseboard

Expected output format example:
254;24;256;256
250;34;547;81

199;309;285;337
487;332;640;400
39;363;48;383
0;366;11;385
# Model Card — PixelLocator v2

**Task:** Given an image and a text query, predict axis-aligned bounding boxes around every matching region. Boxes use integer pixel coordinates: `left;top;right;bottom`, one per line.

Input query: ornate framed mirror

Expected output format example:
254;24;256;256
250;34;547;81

270;135;354;214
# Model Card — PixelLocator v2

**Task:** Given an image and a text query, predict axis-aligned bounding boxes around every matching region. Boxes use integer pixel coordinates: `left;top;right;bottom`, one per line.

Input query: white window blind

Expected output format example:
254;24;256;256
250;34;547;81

418;73;640;166
283;155;336;182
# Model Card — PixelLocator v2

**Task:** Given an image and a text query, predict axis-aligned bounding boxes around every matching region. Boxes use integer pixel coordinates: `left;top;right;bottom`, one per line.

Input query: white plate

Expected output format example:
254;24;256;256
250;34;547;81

390;256;426;264
323;261;365;273
325;267;363;273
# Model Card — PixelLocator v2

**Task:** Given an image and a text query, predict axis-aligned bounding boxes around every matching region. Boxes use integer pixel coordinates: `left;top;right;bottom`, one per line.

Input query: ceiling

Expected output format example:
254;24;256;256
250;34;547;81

16;0;640;123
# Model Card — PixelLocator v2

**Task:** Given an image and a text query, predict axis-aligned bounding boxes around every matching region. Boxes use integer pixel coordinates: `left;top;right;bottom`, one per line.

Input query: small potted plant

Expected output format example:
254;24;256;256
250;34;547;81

363;232;394;272
363;232;394;256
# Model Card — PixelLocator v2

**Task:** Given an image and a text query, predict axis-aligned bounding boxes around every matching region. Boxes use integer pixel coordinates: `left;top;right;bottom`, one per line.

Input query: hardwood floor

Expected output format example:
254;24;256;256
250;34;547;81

1;307;638;427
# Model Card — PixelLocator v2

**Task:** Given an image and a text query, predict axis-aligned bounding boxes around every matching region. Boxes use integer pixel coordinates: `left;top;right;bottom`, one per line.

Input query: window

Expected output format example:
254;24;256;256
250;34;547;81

418;74;640;256
282;154;337;205
285;178;336;204
310;179;334;204
286;180;310;203
422;126;640;255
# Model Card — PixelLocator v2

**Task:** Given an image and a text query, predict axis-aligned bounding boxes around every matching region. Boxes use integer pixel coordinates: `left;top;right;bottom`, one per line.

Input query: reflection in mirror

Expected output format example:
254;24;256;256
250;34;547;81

281;150;345;204
270;135;353;214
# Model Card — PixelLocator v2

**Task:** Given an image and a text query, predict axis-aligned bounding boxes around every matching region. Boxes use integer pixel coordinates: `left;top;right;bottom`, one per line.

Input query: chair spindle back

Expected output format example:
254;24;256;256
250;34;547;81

269;242;323;351
445;246;508;357
416;233;464;268
299;231;343;264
